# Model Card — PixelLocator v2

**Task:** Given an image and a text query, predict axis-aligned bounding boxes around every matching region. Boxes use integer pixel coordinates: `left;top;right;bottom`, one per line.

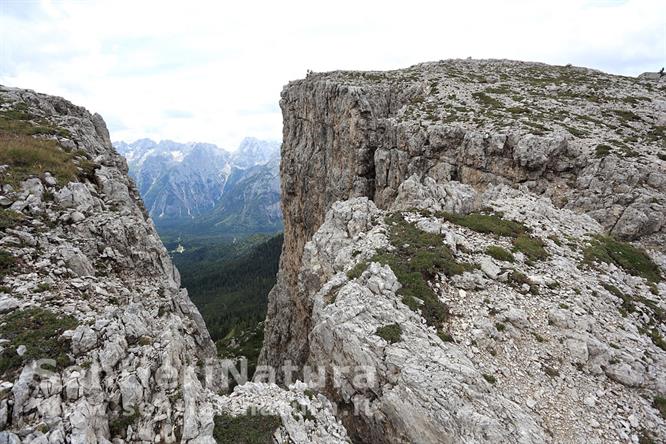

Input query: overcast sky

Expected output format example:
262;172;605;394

1;0;664;149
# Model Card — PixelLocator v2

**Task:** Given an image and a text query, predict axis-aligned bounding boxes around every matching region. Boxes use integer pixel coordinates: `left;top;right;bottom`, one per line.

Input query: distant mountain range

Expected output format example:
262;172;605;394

114;137;282;235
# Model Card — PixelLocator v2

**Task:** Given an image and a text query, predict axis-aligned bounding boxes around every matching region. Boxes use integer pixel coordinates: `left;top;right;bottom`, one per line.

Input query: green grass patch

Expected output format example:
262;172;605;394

374;251;452;326
601;282;624;299
506;107;530;115
472;91;502;108
437;212;527;238
347;261;368;280
602;283;634;316
35;282;51;293
0;132;85;187
564;125;588;138
486;245;514;262
213;411;282;444
523;120;550;135
0;249;17;279
0;307;78;378
375;323;402;343
645;125;665;145
0;104;70;138
601;282;665;330
595;144;612;158
650;330;666;352
216;324;265;379
484;85;512;95
513;234;549;261
373;213;475;329
0;209;24;230
584;235;661;282
611;109;641;123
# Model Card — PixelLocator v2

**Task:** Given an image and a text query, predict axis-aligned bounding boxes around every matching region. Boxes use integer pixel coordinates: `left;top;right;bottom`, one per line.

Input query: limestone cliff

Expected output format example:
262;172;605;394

261;60;666;442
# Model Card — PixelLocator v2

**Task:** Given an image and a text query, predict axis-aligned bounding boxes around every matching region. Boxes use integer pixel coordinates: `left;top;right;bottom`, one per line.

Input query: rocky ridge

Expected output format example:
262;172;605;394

261;60;666;442
0;87;347;443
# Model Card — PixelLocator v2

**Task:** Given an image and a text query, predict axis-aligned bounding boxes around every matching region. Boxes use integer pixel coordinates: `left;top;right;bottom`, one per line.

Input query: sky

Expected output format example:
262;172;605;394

0;0;664;150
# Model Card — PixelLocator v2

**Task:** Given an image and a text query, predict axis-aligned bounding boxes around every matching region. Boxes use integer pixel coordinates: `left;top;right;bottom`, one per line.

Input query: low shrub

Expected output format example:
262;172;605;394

35;282;51;293
482;373;497;384
437;330;454;342
653;396;666;418
595;144;612;158
375;323;402;344
508;270;531;287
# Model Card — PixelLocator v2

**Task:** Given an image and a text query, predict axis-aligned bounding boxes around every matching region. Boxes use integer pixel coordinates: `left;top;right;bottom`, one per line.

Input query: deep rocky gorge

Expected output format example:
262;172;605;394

1;58;665;443
0;87;346;443
260;60;666;442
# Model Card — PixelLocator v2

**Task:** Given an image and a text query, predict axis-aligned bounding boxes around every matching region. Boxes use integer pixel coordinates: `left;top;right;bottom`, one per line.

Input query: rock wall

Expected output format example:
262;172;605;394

260;60;666;442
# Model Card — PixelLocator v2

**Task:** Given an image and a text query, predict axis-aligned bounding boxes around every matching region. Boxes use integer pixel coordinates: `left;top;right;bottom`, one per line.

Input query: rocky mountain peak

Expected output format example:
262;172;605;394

232;137;280;169
113;137;281;231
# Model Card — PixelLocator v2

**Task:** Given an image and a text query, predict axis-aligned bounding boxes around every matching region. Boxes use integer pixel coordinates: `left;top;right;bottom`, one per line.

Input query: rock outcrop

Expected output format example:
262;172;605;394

261;60;666;442
0;87;347;443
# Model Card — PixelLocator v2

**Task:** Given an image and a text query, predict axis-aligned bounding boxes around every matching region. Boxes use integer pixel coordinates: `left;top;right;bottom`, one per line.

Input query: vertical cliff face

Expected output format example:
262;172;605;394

0;86;219;442
262;60;666;370
260;82;389;368
261;60;666;442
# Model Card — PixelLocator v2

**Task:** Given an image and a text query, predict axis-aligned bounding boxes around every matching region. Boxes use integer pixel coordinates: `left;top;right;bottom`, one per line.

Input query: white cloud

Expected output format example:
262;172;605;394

1;0;664;149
